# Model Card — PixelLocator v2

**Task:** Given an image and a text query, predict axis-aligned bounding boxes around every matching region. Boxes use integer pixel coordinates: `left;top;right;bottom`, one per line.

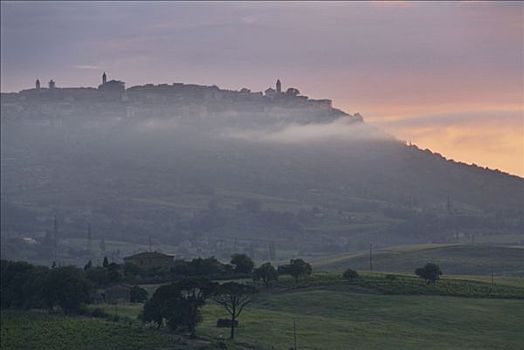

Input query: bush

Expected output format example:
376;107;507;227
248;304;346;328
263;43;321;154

342;268;359;282
415;263;442;285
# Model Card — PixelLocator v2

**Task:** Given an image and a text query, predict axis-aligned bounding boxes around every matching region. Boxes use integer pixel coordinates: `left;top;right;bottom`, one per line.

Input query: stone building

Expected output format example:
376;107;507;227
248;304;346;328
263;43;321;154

123;251;175;269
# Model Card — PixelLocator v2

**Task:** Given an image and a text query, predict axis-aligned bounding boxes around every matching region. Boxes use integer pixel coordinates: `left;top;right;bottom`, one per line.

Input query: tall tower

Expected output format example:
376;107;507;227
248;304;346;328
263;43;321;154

102;72;107;84
35;79;41;89
87;222;92;255
53;214;58;241
276;79;282;93
53;214;59;262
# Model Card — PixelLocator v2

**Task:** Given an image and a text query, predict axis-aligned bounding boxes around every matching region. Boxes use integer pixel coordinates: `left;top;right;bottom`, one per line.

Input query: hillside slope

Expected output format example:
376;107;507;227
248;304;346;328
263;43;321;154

1;83;523;264
313;244;524;276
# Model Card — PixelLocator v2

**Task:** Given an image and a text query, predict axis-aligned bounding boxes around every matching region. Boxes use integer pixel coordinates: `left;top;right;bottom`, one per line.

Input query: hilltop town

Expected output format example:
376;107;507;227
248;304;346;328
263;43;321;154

1;73;363;125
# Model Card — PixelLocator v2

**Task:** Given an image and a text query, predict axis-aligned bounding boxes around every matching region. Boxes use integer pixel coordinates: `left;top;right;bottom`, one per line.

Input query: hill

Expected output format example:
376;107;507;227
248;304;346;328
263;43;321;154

313;244;524;276
1;81;523;265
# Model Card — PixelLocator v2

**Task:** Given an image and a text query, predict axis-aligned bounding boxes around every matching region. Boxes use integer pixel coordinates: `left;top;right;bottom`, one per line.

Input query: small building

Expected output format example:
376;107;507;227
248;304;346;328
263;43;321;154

123;251;175;270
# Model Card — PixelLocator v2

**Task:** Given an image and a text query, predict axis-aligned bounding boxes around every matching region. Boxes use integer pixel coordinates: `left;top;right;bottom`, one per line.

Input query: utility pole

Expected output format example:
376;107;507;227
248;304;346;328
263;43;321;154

87;222;92;256
293;319;297;350
53;214;59;262
490;246;494;293
268;241;276;261
369;243;373;272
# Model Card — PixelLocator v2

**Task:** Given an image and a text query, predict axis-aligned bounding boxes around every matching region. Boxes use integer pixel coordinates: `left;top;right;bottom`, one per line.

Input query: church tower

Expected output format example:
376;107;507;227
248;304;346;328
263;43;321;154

102;72;107;84
276;79;282;93
35;79;40;89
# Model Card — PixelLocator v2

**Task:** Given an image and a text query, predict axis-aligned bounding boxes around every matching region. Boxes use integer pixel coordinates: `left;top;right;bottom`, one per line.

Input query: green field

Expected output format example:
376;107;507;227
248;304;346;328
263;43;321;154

2;268;524;350
199;290;524;350
313;244;524;276
0;311;189;350
2;273;515;350
87;278;524;349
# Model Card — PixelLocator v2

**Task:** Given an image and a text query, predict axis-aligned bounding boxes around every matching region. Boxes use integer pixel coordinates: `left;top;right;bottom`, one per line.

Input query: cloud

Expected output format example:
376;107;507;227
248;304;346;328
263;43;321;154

73;64;101;70
135;118;178;132
221;117;389;144
377;109;522;128
370;1;413;9
241;16;257;24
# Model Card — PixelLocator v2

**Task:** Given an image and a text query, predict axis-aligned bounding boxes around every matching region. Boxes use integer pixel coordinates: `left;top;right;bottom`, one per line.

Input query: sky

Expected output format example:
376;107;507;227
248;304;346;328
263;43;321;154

1;1;523;177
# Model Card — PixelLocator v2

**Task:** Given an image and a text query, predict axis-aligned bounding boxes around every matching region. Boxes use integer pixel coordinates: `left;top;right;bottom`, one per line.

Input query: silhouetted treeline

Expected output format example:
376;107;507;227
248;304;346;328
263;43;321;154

1;260;90;314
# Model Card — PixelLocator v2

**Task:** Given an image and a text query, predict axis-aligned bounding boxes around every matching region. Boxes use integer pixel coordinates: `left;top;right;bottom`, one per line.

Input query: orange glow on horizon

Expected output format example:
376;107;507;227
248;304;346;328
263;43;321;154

343;102;524;177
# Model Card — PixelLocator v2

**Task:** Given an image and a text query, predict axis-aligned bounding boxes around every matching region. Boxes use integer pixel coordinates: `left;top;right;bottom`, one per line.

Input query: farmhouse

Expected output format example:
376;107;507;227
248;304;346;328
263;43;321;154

123;251;175;269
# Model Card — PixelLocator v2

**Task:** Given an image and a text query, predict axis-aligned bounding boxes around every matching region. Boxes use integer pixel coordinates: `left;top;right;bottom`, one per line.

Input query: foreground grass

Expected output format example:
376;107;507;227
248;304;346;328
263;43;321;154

88;273;524;350
200;290;524;350
0;311;186;350
3;273;524;350
68;292;524;350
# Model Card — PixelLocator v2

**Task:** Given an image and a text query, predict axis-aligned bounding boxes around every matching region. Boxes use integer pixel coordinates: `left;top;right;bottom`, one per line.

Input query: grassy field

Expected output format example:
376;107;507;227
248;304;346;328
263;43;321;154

2;273;524;350
312;244;524;276
447;275;524;288
85;273;524;349
200;290;524;350
0;311;192;350
81;289;524;349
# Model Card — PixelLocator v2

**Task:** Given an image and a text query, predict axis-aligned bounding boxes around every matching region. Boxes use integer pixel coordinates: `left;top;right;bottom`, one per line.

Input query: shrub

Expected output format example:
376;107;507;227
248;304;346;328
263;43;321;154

342;268;359;282
415;263;443;284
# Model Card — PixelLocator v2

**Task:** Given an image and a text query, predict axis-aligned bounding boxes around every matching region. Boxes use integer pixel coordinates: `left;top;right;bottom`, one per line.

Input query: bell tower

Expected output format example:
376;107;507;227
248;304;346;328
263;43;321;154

102;72;107;84
276;79;281;93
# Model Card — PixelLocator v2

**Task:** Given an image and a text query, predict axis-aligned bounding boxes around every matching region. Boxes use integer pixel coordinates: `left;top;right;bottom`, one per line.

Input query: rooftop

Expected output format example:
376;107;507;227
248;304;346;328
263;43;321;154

123;251;174;259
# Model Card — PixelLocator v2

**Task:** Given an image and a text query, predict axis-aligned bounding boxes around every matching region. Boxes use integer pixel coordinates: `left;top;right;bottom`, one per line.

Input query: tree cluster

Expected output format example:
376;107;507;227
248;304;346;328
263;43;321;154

277;259;312;284
141;278;217;337
1;260;91;314
141;278;256;339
